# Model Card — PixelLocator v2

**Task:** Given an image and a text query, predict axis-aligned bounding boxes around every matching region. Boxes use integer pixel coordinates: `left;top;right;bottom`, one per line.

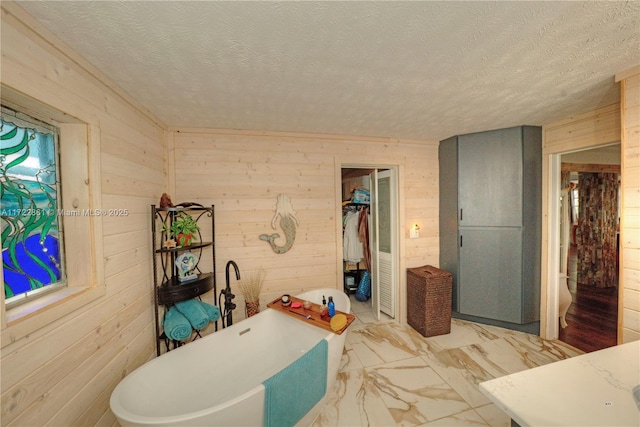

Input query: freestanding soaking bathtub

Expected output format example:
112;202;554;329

110;288;351;426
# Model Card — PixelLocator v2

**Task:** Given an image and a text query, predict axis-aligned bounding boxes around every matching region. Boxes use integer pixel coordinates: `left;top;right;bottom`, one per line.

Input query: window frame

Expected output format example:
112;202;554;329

1;106;68;308
0;92;105;344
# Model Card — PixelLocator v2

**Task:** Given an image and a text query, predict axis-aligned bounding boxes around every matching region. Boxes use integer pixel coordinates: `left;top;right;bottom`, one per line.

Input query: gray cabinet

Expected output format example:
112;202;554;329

458;127;523;227
439;126;542;333
459;227;523;323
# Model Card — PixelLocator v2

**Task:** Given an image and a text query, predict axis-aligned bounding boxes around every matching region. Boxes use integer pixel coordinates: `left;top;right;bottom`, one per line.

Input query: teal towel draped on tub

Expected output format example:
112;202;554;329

163;307;191;341
263;339;328;427
175;299;220;330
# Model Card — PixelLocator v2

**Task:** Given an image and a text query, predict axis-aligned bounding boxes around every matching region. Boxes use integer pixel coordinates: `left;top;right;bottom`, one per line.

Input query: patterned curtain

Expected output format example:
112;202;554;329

576;172;619;287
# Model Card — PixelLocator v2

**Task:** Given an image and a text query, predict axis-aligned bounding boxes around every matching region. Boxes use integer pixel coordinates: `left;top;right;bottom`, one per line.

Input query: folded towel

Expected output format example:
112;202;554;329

175;299;210;330
263;339;328;427
175;299;220;329
199;301;221;322
163;307;192;341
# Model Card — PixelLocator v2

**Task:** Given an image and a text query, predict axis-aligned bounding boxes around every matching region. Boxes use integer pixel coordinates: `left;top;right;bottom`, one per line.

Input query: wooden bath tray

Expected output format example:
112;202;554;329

267;296;355;335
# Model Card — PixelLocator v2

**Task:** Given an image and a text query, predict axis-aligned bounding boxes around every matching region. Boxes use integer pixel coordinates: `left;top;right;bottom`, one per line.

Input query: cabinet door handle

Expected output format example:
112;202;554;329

460;235;463;247
460;209;463;221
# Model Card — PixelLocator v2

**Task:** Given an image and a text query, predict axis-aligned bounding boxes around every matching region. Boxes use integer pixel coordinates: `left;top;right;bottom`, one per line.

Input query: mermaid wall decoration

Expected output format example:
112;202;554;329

259;194;299;254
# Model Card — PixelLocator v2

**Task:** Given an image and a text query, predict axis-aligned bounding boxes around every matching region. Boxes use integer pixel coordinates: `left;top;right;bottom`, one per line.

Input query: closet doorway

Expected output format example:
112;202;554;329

340;166;399;321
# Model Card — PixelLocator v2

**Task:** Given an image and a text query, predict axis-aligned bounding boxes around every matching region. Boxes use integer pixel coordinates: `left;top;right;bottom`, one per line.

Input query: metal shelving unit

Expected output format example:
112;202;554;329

151;204;217;356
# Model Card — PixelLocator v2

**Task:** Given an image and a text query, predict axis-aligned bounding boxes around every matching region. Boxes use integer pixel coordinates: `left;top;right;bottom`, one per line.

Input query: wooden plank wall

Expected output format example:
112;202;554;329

540;103;621;338
1;4;164;425
170;129;439;323
619;69;640;343
544;103;621;153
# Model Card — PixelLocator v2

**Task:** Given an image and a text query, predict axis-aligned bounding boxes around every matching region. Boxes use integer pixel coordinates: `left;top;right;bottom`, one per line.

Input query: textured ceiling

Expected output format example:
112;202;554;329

14;1;640;141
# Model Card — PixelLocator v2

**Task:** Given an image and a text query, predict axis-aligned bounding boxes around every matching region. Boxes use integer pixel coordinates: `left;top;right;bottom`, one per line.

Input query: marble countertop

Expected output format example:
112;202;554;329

479;340;640;427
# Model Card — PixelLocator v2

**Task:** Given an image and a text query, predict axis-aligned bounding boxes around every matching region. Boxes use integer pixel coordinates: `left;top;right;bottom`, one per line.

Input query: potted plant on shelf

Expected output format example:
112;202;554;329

170;212;200;247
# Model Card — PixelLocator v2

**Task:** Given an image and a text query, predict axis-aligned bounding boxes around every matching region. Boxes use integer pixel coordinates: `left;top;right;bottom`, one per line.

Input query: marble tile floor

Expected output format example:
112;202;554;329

313;298;584;427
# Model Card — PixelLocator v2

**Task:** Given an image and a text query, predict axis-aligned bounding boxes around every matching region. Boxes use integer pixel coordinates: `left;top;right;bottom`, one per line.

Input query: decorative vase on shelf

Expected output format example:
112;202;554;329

177;232;194;247
170;212;200;247
245;300;260;317
175;251;198;282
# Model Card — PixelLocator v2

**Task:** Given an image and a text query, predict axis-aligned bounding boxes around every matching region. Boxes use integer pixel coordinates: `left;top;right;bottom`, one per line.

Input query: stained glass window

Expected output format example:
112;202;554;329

1;107;65;305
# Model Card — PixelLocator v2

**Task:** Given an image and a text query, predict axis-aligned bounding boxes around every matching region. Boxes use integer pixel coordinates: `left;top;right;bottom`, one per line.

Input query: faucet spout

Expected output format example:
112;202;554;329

222;260;240;327
226;260;240;287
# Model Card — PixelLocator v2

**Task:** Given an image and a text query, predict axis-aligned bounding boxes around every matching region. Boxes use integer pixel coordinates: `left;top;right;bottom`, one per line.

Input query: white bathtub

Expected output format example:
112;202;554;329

110;288;350;426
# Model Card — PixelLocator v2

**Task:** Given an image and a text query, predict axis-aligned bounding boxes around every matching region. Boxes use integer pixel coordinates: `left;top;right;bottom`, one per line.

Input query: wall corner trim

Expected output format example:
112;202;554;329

615;65;640;82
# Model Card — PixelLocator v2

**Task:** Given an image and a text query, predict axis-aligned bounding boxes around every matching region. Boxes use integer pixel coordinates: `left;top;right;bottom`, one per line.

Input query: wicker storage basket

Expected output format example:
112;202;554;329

407;265;452;337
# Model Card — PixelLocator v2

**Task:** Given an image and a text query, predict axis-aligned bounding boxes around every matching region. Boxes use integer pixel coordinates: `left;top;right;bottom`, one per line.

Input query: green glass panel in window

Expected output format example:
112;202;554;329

1;115;64;299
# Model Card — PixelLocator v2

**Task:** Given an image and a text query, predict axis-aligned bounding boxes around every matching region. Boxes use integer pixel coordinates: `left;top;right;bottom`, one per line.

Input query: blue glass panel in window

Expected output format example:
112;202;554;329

1;116;63;299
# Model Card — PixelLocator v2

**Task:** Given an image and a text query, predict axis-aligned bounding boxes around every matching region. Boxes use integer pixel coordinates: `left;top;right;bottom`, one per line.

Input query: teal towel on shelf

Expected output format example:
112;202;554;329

263;339;328;427
163;307;192;341
199;301;221;322
175;299;211;330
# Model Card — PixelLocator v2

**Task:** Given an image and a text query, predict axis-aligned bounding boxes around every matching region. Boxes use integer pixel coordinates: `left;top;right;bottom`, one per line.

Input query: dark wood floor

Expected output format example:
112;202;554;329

558;246;618;353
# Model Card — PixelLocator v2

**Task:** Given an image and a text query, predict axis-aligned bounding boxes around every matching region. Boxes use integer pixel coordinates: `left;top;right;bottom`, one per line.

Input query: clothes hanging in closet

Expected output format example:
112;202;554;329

343;211;364;263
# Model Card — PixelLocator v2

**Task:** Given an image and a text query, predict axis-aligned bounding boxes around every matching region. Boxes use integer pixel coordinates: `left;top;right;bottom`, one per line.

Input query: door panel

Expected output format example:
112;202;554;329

378;253;394;316
369;170;380;320
439;137;459;311
458;128;523;227
376;171;395;317
459;227;522;323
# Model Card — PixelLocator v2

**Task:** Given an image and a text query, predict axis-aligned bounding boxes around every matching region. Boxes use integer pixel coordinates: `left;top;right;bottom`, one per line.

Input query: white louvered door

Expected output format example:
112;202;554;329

370;169;396;318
